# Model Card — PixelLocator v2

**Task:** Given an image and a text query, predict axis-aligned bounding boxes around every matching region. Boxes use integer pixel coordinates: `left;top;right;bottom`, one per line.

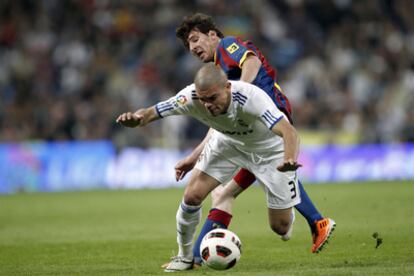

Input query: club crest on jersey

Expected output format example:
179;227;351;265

176;95;187;105
226;43;239;54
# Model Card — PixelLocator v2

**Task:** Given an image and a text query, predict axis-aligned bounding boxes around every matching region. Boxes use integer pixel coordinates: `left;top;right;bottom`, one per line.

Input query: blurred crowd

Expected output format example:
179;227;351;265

0;0;413;149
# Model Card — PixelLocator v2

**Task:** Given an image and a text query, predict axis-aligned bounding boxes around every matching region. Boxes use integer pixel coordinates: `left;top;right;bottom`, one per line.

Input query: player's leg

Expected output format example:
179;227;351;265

165;139;241;271
268;207;295;236
191;168;255;265
164;168;220;272
273;91;335;251
211;178;244;213
295;181;322;230
263;182;298;240
295;181;336;253
252;153;301;240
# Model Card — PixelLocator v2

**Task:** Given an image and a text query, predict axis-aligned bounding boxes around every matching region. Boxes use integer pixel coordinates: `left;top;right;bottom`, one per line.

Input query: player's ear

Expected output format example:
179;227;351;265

208;30;219;40
208;30;216;36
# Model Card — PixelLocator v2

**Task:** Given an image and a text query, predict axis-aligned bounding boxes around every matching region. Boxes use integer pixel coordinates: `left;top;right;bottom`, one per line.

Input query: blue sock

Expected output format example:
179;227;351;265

193;208;232;264
192;219;226;264
295;180;323;233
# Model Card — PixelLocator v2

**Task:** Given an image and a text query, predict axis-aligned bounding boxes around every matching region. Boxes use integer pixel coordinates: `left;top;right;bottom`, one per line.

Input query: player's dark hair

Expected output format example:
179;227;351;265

176;13;224;49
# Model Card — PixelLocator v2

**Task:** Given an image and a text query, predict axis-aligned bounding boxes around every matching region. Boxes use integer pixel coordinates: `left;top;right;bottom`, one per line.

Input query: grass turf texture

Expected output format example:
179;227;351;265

1;181;413;275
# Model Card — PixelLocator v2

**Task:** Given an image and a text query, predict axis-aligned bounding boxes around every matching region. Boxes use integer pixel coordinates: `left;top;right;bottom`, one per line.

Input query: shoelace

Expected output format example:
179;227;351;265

170;255;191;263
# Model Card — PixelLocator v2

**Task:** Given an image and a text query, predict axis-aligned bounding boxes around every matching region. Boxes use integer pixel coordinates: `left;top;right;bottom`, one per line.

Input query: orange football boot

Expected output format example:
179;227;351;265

312;218;336;253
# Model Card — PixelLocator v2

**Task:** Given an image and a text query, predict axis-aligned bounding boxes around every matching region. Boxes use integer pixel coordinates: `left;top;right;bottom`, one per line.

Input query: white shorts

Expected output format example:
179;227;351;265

194;136;301;209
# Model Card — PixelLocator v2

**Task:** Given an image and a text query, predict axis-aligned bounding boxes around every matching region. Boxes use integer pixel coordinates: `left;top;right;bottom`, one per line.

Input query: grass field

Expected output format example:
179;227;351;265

1;181;414;275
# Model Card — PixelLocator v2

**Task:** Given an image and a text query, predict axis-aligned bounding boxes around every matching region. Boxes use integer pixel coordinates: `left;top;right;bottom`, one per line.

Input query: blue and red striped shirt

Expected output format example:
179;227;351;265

214;36;292;122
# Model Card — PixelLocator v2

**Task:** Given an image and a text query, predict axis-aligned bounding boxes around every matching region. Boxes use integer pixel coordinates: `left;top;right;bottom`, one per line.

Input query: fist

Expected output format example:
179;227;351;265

277;161;302;172
116;112;143;128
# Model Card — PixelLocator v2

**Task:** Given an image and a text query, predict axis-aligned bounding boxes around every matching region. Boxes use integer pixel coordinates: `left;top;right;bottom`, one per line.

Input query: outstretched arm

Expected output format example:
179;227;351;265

116;106;160;127
271;118;302;172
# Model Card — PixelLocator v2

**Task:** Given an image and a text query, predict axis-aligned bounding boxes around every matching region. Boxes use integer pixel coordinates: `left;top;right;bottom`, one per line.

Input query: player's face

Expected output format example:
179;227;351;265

197;82;231;116
187;29;220;62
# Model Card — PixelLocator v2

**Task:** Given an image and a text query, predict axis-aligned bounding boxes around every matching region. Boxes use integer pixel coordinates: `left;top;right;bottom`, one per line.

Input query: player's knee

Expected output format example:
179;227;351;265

269;219;290;235
183;191;203;206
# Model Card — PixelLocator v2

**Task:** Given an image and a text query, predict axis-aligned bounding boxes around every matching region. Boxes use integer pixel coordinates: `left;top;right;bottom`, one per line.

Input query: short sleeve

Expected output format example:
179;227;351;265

243;85;286;129
155;85;194;118
218;37;256;68
260;109;284;129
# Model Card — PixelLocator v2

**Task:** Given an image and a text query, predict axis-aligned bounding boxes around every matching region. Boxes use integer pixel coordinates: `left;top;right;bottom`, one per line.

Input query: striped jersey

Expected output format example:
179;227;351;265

155;81;287;152
214;36;292;122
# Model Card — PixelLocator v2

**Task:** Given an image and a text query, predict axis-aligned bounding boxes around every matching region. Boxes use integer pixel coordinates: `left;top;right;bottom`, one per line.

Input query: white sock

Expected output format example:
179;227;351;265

286;209;295;233
176;200;202;259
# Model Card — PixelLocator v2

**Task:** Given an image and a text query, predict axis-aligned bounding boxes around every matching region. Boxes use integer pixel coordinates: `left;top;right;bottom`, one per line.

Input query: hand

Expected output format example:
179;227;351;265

116;112;143;128
174;155;197;181
277;160;302;172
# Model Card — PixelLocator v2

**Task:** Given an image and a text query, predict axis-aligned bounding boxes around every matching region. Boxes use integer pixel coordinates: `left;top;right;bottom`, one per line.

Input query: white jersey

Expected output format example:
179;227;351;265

155;81;287;153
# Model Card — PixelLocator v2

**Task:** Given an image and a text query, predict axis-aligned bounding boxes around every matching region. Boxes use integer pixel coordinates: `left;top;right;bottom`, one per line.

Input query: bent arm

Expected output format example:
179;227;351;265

240;54;262;83
187;128;214;162
271;118;301;171
173;128;214;181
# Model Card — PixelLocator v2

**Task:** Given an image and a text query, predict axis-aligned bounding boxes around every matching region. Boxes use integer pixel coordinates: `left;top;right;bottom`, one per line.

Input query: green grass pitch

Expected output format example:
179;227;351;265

1;181;414;275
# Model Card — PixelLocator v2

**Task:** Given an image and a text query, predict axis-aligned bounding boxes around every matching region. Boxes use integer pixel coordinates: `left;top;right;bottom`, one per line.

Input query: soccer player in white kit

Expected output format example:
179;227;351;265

116;63;302;272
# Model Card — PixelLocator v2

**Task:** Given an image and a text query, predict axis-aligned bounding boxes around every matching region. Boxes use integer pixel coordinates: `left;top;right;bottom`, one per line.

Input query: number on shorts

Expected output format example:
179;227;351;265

288;181;297;199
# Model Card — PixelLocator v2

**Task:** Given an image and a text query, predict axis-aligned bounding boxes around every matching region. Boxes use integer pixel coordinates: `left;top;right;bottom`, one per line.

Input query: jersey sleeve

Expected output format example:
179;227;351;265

245;87;287;129
155;85;194;118
217;37;256;68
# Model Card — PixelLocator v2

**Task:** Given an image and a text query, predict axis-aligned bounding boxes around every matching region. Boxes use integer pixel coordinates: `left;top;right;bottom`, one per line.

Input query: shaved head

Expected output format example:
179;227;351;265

194;63;228;91
193;63;231;116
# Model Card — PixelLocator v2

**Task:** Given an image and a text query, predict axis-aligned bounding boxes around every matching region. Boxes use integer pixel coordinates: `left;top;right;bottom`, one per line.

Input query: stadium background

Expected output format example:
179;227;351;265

1;1;414;275
1;0;413;192
2;0;414;145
